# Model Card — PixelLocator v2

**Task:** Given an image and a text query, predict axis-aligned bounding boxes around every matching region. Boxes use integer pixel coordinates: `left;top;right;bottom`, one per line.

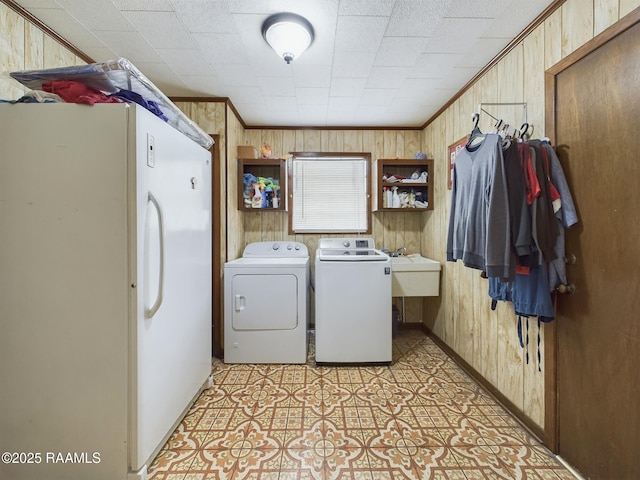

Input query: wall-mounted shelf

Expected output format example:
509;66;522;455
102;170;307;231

375;158;433;211
238;158;286;211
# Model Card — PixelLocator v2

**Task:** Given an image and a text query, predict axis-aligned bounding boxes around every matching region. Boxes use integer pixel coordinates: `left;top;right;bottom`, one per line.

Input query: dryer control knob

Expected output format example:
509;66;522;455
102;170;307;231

343;240;350;248
295;244;301;250
272;243;280;250
287;244;293;250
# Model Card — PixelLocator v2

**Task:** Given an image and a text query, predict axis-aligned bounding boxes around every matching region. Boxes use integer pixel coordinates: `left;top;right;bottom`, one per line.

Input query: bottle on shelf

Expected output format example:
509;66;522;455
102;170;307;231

391;186;400;208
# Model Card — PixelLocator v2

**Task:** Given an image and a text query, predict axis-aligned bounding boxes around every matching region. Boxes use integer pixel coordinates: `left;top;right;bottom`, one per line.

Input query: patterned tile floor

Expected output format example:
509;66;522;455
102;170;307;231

148;329;576;480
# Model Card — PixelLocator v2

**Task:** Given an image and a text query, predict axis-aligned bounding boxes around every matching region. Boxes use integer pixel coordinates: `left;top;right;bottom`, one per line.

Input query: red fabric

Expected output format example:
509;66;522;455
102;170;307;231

540;147;561;202
518;143;541;205
42;80;121;105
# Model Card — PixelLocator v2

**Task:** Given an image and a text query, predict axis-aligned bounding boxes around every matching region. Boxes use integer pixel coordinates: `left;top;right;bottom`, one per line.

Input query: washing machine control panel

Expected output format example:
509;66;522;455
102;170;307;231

243;241;309;257
319;238;376;250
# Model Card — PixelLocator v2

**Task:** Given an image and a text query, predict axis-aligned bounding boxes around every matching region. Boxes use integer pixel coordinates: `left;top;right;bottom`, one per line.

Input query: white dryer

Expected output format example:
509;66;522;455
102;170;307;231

224;241;309;364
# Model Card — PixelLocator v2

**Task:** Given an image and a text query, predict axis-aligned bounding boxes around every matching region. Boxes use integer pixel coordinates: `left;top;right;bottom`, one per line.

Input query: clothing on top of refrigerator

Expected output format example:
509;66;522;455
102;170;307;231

42;80;122;105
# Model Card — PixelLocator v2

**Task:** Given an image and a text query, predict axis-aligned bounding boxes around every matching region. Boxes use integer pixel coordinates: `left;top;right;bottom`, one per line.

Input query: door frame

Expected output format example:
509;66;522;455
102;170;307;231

543;5;640;452
210;134;223;358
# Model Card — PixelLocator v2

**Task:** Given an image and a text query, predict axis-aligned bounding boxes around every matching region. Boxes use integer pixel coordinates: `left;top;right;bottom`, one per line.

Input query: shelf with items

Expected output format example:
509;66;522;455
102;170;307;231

238;158;286;211
375;158;434;211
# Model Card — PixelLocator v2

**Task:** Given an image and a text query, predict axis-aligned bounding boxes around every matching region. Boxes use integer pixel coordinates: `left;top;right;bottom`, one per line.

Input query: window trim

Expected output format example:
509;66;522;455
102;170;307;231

287;152;372;235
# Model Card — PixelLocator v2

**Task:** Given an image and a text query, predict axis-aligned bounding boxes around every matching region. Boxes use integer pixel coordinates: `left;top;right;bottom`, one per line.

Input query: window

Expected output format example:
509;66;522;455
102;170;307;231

289;152;371;233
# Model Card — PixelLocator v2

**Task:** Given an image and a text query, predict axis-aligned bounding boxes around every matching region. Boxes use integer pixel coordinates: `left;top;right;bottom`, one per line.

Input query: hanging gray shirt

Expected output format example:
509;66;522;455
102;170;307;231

447;134;512;280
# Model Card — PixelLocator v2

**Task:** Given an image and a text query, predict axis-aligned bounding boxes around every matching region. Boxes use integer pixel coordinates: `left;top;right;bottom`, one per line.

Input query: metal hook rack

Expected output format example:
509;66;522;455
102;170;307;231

475;102;531;139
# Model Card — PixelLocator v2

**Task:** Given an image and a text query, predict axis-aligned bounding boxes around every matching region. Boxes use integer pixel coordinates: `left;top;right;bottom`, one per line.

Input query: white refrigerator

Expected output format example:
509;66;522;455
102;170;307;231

0;103;212;479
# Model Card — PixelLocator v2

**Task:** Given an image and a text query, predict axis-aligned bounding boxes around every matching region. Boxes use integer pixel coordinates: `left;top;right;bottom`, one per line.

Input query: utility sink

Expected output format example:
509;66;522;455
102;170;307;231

391;254;441;297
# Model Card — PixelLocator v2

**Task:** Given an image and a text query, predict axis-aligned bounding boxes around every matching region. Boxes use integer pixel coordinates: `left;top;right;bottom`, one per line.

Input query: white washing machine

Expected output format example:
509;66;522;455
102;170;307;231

224;241;309;364
315;237;392;364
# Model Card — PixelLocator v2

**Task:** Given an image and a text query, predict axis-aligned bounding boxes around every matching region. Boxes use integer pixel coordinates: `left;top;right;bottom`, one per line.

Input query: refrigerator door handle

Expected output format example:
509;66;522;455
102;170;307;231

145;192;165;318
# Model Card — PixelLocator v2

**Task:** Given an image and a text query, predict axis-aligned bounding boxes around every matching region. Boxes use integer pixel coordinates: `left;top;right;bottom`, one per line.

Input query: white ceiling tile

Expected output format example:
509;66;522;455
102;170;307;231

334;16;389;53
250;109;300;127
428;87;461;105
156;49;217;76
265;95;298;112
330;77;367;97
56;0;134;31
485;1;552;38
500;0;554;27
10;0;61;7
27;8;106;49
83;46;120;63
93;30;163;64
380;109;424;127
413;52;464;78
332;52;375;78
217;65;259;87
131;61;188;91
180;75;225;95
248;55;297;77
259;76;296;97
424;17;496;54
388;96;429;110
386;0;453;37
122;11;197;49
172;0;235;33
225;85;265;104
444;0;502;18
10;0;558;127
296;87;329;105
455;37;512;68
328;96;361;111
351;106;388;124
397;78;445;97
225;1;286;14
297;104;328;125
292;65;331;88
365;67;411;89
446;66;481;87
360;88;397;106
192;33;248;64
374;37;431;67
111;0;174;11
338;0;396;16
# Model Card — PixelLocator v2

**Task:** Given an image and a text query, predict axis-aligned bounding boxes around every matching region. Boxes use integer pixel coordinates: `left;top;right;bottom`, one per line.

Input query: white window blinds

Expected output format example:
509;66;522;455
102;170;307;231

291;156;369;233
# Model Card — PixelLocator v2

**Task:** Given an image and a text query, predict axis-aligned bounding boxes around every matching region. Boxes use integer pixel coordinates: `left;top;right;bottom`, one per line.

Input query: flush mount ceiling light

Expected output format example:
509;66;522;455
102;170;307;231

262;12;314;64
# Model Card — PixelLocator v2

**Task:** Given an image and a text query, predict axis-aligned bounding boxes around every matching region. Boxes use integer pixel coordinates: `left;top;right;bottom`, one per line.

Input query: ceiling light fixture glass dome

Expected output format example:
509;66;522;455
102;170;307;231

262;12;314;64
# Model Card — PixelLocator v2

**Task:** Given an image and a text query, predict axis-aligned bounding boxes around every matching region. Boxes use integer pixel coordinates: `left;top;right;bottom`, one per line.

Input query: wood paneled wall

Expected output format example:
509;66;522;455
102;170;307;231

230;127;430;325
2;0;639;433
0;3;85;98
422;0;640;430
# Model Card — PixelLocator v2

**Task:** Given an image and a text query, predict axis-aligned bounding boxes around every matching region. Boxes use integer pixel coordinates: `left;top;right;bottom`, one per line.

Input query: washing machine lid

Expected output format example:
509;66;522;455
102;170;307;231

225;256;309;267
317;248;388;261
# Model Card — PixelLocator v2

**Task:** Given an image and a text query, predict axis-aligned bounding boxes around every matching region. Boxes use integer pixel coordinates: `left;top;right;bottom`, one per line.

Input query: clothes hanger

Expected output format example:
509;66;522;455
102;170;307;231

466;113;485;148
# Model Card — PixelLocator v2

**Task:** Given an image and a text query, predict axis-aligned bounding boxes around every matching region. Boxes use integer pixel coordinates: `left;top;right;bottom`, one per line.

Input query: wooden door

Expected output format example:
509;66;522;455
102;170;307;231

547;12;640;480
